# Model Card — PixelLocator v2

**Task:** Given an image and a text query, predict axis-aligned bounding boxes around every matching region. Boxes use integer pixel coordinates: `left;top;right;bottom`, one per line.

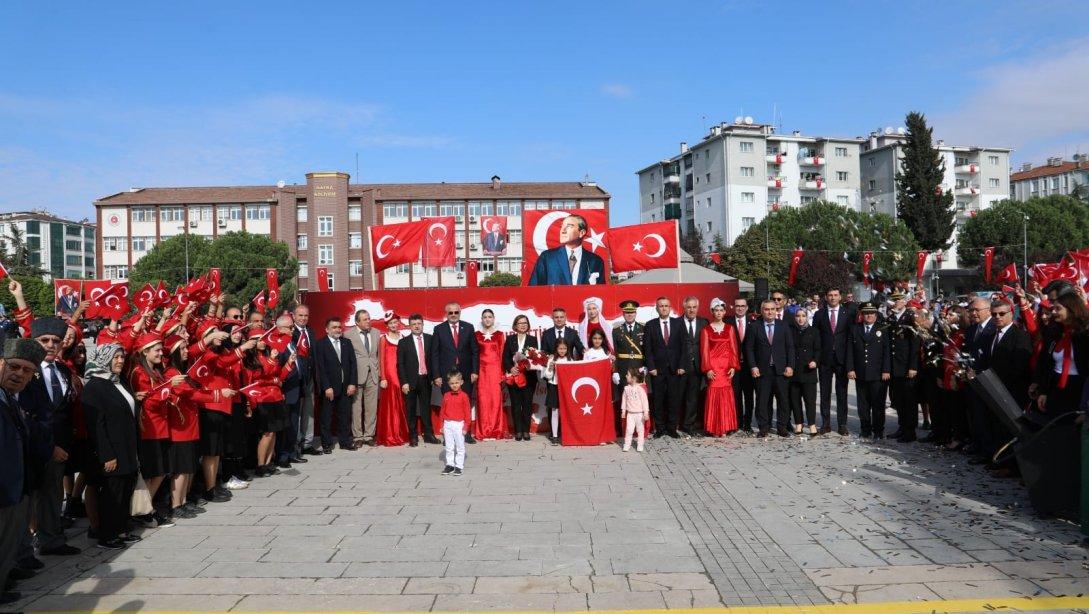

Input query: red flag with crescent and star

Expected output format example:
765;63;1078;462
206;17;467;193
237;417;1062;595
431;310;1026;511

421;216;455;268
521;209;610;284
788;248;804;286
131;283;156;312
87;283;130;321
369;220;429;273
265;268;280;310
316;267;330;292
154;281;171;309
252;289;267;314
983;247;995;283
239;381;280;404
709;252;722;266
996;262;1019;284
555;357;615;446
861;251;873;285
187;352;213;384
604;220;679;273
466;260;478;288
480;215;508;256
915;250;929;280
208;268;222;295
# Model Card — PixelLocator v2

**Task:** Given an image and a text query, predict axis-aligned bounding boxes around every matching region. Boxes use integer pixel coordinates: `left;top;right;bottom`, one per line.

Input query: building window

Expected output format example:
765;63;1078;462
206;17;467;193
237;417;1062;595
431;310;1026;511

742;217;755;231
318;216;333;236
103;237;128;252
65;239;82;251
132;207;154;222
410;201;437;217
837;171;849;181
317;245;333;265
705;173;712;183
160;207;184;222
440;201;465;217
868;179;876;190
297;234;308;250
219;204;242;220
801;196;816;204
835;147;848;157
66;254;82;266
245;204;270;221
740;167;754;177
132;236;156;252
523;200;548;211
395;263;410;274
189;205;213;221
837;195;850;205
988;155;1000;165
1052;177;1060;190
298;261;308;277
740;192;755;204
706;221;712;232
349;260;363;276
989;178;1000;188
955;156;969;166
739;142;754;153
348;204;362;221
65;225;81;236
349;232;362;249
869;158;876;167
297;206;308;222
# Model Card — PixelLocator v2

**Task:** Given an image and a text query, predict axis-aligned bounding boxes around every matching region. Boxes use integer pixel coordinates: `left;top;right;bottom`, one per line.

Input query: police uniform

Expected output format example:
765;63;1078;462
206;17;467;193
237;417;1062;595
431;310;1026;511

612;300;645;436
846;302;891;438
886;297;921;441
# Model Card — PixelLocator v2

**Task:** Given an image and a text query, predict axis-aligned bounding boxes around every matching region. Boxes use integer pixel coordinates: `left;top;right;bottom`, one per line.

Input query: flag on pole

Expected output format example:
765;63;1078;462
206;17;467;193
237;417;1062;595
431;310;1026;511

604;220;680;273
788;248;803;286
983;247;995;283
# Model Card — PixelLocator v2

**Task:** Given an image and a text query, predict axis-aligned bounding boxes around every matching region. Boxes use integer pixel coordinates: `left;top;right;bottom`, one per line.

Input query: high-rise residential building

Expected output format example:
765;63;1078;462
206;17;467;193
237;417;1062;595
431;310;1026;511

859;130;1011;270
0;210;96;279
637;118;863;252
94;172;609;290
1009;154;1089;201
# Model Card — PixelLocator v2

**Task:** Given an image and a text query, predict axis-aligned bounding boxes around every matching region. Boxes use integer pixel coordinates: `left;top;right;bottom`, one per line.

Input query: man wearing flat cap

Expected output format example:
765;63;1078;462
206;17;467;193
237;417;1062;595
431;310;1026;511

612;300;644;436
846;302;891;439
15;317;80;567
0;338;50;604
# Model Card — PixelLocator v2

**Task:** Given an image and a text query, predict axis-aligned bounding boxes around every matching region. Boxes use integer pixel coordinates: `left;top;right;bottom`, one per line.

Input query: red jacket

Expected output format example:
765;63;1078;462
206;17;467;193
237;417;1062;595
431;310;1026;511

195;346;243;414
130;367;171;440
440;389;471;423
166;367;222;443
241;354;292;404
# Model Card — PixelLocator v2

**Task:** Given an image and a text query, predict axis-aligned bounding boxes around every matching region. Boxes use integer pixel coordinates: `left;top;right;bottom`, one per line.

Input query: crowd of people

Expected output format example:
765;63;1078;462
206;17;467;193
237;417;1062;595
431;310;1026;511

0;272;1085;605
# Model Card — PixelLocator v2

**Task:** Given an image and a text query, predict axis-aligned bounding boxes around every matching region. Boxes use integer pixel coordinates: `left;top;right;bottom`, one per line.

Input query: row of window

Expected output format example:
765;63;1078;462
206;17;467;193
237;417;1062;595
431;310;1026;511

1028;175;1070;193
297;229;522;252
131;204;271;223
104;265;129;280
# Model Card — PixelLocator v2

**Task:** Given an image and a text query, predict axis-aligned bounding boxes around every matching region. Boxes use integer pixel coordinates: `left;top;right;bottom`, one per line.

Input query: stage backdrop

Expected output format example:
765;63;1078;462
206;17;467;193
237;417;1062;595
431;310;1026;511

302;282;737;435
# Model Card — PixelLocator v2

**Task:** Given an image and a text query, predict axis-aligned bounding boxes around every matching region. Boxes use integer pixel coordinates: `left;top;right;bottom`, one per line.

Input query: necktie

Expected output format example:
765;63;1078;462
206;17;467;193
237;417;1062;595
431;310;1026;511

627;324;633;334
416;335;426;374
865;325;871;336
568;251;577;277
332;339;341;363
738;319;745;341
766;323;774;345
688;319;695;339
992;330;1003;353
451;323;459;348
363;330;370;354
830;309;837;330
48;363;63;405
662;321;670;345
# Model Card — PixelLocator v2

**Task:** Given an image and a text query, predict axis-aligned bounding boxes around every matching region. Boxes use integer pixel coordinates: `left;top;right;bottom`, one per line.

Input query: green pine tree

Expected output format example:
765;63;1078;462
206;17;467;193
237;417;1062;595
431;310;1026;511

895;111;956;251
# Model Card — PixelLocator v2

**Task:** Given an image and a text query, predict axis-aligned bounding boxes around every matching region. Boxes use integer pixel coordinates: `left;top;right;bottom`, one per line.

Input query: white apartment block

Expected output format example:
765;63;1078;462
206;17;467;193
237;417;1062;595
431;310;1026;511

1009;155;1089;201
637;119;862;251
859;130;1011;270
0;210;96;279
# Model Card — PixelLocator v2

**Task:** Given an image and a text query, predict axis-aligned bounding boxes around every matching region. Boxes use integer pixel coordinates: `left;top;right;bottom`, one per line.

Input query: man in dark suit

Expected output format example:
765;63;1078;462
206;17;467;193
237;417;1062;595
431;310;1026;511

397;314;437;446
430;302;479;444
541;307;584;359
812;287;856;435
978;300;1032;461
846;302;891;439
678;296;709;436
963;297;995;459
275;314;307;466
744;299;795;437
16;317;79;562
314;317;357;453
290;305;320;456
483;228;506;254
725;297;755;432
885;292;921;442
643;297;685;438
611;300;644;437
528;214;606;286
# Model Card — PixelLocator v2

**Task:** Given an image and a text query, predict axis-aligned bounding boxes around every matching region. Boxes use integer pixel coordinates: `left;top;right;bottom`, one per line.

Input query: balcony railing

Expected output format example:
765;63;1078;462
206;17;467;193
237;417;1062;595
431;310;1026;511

664;203;682;220
765;153;784;165
767;176;784;189
799;154;825;166
954;163;980;174
800;178;826;190
664;173;681;184
664;195;681;205
954;185;981;196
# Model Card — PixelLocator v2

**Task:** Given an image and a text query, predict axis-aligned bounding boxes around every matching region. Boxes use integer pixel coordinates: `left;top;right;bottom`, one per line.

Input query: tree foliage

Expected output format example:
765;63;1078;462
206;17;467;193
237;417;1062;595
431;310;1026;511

957;195;1089;269
129;232;298;310
479;271;521;287
719;201;920;292
895;111;956;250
0;223;57;316
793;252;855;298
680;227;706;267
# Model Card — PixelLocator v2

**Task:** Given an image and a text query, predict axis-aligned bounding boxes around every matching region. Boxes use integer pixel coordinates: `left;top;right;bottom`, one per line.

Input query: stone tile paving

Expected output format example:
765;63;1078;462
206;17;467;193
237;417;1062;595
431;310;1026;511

6;404;1088;611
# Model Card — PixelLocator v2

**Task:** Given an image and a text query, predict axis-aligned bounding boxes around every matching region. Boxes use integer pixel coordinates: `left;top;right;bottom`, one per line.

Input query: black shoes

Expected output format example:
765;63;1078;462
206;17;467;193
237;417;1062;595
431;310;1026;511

302;447;323;456
514;433;523;441
276;459;292;469
39;544;80;556
289;455;307;463
777;427;791;438
667;431;681;439
173;506;198;519
442;465;455;476
7;567;34;581
898;433;917;443
423;435;441;445
0;590;22;605
64;497;87;519
465;434;477;444
757;430;770;438
322;446;335;454
409;439;419;447
96;539;125;550
838;426;850;436
340;442;358;451
121;534;142;543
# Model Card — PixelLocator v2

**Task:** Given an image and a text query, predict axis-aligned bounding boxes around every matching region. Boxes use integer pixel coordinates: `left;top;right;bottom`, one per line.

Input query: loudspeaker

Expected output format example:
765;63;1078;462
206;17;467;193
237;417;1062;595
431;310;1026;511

754;278;769;301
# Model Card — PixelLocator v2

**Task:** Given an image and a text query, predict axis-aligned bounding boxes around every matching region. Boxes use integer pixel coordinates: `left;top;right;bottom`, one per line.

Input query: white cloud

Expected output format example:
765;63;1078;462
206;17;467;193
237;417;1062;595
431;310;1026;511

357;134;456;149
600;83;634;99
933;39;1089;159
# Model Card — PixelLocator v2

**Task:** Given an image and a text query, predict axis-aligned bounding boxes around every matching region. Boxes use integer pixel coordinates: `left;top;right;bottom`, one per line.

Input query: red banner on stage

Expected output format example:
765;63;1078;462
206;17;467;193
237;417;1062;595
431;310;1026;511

522;209;609;285
555;358;615;446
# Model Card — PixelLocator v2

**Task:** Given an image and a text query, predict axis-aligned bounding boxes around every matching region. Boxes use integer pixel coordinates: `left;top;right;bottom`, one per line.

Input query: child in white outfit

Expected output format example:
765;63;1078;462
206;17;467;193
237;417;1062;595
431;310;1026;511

621;368;649;452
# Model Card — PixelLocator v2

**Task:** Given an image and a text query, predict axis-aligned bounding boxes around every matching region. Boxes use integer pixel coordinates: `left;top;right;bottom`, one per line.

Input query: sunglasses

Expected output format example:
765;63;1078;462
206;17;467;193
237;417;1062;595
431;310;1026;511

447;310;460;315
991;311;1011;317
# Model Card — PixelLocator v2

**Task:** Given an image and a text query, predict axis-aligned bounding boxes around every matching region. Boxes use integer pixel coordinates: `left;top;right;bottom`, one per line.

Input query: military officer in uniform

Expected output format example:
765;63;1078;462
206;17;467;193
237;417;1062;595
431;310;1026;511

885;291;920;442
846;301;891;439
612;300;645;437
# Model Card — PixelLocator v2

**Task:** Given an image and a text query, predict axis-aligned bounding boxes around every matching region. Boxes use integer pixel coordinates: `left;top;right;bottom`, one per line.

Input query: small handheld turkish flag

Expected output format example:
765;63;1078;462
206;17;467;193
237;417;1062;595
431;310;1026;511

605;221;680;273
239;382;276;404
88;283;130;321
266;268;279;310
208;268;221;295
369;220;429;273
187;353;213;383
132;283;156;312
983;247;995;283
709;252;722;266
915;251;929;280
788;248;804;286
996;262;1019;284
0;259;8;281
251;289;267;314
555;358;614;446
422;216;455;268
297;331;311;358
316;267;330;292
154;281;171;309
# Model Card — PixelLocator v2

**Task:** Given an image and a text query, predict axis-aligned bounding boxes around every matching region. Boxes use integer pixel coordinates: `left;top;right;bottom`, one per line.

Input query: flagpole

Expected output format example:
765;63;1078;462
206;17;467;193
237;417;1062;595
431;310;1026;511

366;225;377;291
675;220;683;284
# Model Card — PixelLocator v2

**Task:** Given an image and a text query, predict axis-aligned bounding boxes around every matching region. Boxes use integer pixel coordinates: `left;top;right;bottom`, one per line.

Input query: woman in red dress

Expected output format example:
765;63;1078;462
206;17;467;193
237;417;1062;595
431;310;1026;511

701;298;740;437
376;313;410;446
474;309;510;440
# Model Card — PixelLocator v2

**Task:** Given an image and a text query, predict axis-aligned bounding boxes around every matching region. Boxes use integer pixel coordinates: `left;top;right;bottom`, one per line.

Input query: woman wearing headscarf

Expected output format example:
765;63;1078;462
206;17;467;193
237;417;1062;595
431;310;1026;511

700;298;740;437
473;309;510;440
577;297;611;353
82;343;140;550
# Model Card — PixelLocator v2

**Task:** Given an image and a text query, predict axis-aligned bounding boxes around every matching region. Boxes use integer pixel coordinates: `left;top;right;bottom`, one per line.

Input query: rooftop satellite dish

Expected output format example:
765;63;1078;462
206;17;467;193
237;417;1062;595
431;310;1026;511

734;116;744;124
276;180;286;188
884;127;894;135
744;116;754;125
897;127;906;135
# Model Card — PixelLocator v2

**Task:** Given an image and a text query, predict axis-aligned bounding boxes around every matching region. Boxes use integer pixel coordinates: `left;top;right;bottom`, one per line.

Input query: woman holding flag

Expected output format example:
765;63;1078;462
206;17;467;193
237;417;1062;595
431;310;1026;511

129;332;185;527
241;327;294;477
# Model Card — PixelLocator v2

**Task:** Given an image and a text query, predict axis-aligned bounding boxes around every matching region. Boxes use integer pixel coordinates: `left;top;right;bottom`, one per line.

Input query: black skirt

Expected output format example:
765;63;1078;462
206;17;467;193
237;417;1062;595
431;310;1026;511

138;438;172;479
545;383;559;409
254;401;289;433
169;440;199;475
200;409;229;457
226;402;249;457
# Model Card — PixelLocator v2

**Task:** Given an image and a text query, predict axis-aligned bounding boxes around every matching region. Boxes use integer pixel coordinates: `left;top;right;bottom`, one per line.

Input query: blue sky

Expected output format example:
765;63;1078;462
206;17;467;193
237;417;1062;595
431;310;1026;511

2;1;1087;226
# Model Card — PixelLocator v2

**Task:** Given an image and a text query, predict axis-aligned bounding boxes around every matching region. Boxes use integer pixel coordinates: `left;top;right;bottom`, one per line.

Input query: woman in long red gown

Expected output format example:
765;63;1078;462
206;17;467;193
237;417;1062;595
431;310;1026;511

701;298;740;437
473;309;510;440
376;314;410;446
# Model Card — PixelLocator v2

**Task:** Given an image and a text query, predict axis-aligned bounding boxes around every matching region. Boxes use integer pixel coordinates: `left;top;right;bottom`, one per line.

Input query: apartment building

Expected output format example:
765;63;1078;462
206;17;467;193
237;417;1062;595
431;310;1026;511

94;173;609;290
637;118;862;251
1009;154;1089;201
0;210;96;279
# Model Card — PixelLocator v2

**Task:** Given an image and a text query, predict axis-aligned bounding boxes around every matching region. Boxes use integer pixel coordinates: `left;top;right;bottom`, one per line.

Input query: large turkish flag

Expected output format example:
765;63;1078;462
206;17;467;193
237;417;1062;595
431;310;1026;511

421;216;456;268
555;357;615;446
370;220;429;273
521;209;609;285
605;220;679;273
87;283;130;321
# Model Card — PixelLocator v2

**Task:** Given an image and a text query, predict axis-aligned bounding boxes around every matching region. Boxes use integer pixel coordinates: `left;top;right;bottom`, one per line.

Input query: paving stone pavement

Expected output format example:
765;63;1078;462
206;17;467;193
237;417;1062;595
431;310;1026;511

6;403;1089;612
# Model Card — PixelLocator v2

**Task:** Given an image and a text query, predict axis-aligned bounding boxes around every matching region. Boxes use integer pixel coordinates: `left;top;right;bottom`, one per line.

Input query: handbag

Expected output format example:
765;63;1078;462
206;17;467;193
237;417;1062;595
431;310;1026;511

130;474;153;516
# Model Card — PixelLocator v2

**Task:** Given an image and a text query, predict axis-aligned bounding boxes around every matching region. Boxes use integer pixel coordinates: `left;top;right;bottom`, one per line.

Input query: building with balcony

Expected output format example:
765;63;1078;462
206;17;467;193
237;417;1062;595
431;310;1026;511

0;210;96;279
94;173;609;290
637;118;862;251
859;130;1011;270
1009;155;1089;201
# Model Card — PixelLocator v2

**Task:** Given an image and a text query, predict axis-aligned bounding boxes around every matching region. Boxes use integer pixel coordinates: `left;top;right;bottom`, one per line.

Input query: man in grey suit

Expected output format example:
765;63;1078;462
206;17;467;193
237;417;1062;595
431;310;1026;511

345;309;381;446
